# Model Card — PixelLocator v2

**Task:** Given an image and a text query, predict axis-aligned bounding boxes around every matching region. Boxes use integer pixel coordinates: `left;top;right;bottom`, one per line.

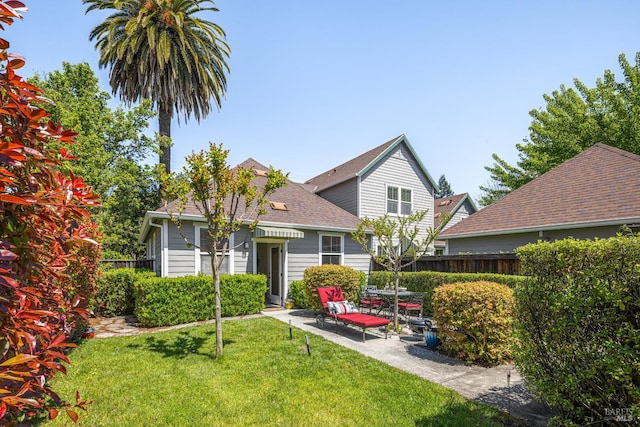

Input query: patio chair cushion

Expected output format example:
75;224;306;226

327;300;359;314
335;313;390;328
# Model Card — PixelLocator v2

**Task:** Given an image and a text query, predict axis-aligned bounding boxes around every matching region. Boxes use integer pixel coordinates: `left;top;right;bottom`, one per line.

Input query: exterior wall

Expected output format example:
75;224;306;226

166;221;195;277
233;228;253;274
286;232;321;282
343;235;372;273
359;143;434;240
441;200;473;232
446;225;623;254
316;178;358;215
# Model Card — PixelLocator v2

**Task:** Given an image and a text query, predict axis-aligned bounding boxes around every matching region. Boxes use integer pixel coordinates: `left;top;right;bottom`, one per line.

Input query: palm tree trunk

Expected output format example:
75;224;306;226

159;106;172;174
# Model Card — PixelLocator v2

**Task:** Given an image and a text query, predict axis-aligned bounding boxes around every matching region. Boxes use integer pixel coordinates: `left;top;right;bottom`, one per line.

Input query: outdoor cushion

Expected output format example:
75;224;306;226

327;300;359;314
335;313;390;328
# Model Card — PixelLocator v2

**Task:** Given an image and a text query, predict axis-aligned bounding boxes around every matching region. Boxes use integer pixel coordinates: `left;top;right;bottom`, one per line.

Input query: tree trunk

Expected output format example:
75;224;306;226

211;257;223;357
393;271;400;332
159;106;172;174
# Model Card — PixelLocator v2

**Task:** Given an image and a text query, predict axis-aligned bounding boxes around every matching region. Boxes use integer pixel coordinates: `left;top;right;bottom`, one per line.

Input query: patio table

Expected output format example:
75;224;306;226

367;289;416;317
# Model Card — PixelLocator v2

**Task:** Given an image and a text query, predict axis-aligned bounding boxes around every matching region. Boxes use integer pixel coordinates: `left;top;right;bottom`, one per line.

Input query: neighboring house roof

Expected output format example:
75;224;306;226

140;158;363;243
304;134;437;192
433;193;477;248
440;143;640;239
434;193;477;230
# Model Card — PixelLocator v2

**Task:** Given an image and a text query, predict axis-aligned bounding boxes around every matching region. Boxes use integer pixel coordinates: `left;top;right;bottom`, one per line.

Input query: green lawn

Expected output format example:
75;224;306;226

37;317;508;426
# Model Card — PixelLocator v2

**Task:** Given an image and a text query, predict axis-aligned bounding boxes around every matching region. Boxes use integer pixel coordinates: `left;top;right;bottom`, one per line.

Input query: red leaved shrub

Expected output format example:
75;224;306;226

0;1;102;424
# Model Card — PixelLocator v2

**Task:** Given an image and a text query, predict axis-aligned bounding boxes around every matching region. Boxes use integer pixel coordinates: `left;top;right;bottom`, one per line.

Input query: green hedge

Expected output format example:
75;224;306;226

433;281;515;366
368;271;524;314
515;236;640;425
133;274;267;327
288;280;309;309
304;265;362;310
94;268;157;316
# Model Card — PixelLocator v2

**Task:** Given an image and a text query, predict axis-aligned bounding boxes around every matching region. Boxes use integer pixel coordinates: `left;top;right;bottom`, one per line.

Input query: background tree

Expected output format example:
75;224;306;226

480;52;640;206
161;143;287;357
84;0;231;174
352;211;438;332
28;62;160;257
435;174;454;198
0;2;99;422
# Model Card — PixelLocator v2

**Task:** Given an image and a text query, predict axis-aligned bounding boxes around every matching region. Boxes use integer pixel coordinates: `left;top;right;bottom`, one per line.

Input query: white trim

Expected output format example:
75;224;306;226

441;217;640;240
357;175;362;217
194;224;201;275
283;240;289;305
161;219;169;277
318;232;345;265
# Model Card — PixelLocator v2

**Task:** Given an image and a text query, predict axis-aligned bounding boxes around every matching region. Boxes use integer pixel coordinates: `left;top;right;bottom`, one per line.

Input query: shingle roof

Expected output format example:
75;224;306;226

434;193;473;229
440;144;640;238
304;135;400;192
158;158;362;231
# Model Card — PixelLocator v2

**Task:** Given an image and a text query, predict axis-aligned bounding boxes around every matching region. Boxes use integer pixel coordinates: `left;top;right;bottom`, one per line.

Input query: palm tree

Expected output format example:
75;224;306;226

84;0;230;173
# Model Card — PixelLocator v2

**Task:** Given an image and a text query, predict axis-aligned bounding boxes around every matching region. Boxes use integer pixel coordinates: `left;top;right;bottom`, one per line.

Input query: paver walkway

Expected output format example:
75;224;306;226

89;310;552;426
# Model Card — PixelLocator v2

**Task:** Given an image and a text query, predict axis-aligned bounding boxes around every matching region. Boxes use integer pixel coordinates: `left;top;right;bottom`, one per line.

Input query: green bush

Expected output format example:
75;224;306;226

133;274;267;327
94;268;156;316
515;236;640;425
432;281;515;366
288;280;309;308
368;271;524;315
304;265;362;310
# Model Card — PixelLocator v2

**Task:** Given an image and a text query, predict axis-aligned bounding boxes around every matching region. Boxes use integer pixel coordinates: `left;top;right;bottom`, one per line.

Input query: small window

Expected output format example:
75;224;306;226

269;201;288;211
199;229;228;253
320;234;343;265
387;185;412;215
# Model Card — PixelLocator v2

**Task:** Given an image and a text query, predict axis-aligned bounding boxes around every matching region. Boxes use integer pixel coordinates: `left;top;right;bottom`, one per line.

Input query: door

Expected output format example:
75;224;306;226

269;246;281;305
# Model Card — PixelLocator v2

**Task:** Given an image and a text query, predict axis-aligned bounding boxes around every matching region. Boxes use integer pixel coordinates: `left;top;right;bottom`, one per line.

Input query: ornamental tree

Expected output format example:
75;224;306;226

352;211;439;332
161;143;287;357
0;1;101;424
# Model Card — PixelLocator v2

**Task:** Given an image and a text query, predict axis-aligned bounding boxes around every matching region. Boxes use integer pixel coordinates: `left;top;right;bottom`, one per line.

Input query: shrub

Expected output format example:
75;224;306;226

515;236;640;425
432;281;515;366
134;274;267;327
288;280;309;308
368;271;524;314
303;265;362;310
94;268;156;316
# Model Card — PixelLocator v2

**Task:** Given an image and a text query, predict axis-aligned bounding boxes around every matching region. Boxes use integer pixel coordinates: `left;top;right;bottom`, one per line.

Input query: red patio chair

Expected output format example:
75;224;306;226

398;292;424;323
316;286;390;342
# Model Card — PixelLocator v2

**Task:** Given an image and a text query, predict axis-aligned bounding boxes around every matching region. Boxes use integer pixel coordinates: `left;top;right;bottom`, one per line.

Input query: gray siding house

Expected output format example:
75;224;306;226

432;193;477;254
305;134;437;252
140;135;440;306
440;144;640;254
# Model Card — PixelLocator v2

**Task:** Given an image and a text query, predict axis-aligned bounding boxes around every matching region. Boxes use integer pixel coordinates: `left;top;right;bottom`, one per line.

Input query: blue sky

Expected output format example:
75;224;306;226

7;1;640;201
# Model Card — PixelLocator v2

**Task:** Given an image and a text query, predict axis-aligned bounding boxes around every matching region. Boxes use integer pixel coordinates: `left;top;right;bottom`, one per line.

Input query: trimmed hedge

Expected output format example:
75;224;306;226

94;268;156;316
515;236;640;425
304;265;362;310
368;271;524;314
432;281;515;366
133;274;267;327
288;280;309;309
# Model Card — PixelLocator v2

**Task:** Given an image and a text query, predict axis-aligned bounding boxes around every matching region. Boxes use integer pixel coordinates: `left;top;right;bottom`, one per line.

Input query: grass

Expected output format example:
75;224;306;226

37;317;508;426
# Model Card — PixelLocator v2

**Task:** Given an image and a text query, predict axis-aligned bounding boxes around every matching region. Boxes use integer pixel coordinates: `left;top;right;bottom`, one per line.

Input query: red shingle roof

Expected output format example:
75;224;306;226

440;144;640;238
434;193;471;229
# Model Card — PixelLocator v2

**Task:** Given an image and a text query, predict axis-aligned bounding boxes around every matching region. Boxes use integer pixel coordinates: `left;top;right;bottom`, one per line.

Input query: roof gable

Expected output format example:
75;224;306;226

440;144;640;238
305;134;437;192
434;193;477;229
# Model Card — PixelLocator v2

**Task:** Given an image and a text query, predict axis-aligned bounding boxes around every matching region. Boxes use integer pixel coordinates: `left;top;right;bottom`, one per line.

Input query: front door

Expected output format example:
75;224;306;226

269;246;281;305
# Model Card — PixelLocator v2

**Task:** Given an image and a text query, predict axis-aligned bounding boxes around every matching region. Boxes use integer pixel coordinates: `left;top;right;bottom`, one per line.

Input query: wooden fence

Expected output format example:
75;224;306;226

373;254;521;275
100;259;155;271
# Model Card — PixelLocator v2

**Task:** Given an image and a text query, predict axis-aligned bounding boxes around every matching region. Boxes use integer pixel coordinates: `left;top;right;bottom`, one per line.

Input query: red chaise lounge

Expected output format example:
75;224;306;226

316;286;390;342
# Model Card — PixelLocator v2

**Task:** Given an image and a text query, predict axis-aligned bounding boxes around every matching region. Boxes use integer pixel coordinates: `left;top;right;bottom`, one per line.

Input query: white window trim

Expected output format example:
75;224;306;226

386;184;414;216
318;232;344;265
194;224;234;275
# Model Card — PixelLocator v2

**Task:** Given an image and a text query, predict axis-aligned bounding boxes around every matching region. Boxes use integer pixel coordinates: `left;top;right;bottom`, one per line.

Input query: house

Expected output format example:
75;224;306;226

304;134;437;245
432;193;477;254
139;134;439;306
439;143;640;254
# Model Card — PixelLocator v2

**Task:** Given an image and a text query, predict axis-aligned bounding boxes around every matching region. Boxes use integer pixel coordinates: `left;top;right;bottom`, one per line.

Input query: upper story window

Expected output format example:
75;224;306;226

387;186;412;215
320;234;343;265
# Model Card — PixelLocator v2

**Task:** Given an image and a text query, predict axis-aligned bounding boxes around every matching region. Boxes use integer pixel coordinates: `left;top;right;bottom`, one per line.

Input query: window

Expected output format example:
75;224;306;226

387;185;412;215
320;234;343;265
199;228;230;274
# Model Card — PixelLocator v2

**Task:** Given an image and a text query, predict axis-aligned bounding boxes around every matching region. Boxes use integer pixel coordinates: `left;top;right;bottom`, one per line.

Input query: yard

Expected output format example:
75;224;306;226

37;317;509;426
